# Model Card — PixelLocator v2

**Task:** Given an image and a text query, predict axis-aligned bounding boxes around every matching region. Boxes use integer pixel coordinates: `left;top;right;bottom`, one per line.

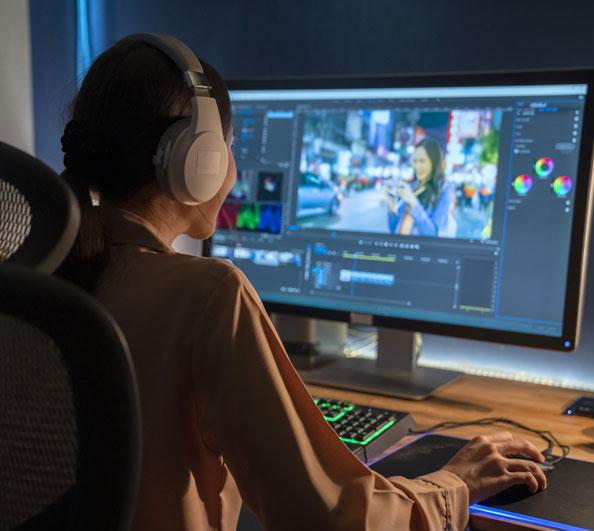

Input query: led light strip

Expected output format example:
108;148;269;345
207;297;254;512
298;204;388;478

471;505;591;531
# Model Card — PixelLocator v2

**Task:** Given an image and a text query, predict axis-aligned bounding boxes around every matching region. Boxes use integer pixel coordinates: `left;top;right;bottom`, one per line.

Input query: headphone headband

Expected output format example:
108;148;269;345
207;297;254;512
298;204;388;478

123;33;203;73
122;33;213;98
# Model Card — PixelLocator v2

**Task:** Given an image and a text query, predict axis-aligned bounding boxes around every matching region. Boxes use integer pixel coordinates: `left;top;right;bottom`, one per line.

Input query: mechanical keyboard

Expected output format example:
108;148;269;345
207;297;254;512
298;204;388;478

314;396;414;464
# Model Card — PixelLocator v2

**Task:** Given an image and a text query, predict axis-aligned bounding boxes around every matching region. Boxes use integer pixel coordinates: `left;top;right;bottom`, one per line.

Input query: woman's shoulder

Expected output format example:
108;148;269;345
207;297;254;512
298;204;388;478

167;253;245;284
122;250;248;297
160;253;265;314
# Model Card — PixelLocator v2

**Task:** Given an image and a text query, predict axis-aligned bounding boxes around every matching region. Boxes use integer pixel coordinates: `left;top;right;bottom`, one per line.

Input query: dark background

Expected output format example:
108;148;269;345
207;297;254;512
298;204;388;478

28;0;594;388
30;0;594;171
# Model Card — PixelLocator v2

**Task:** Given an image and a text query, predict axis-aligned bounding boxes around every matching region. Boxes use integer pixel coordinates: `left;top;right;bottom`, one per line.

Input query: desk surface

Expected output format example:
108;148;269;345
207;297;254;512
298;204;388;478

309;375;594;530
309;374;594;463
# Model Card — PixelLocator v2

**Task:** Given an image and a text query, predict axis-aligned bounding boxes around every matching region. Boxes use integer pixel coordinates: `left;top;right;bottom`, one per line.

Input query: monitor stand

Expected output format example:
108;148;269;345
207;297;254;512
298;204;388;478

272;313;346;371
273;314;461;400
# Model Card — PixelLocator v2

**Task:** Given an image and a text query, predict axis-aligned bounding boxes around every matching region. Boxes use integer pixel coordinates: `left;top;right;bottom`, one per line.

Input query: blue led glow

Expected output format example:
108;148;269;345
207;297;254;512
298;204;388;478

76;0;93;85
471;504;591;531
567;409;574;415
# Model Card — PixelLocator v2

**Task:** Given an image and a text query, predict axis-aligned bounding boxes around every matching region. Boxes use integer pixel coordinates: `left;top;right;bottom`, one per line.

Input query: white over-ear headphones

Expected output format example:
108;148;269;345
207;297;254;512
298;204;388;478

123;33;229;205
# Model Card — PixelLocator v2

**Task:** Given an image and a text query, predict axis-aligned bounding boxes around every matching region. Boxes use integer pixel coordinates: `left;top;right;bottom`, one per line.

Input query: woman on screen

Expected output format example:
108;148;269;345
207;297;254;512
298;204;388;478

387;137;456;237
58;35;546;531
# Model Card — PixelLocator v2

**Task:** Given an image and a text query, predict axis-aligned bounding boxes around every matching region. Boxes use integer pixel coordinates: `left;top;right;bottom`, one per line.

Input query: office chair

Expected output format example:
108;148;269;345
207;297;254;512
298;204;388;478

0;142;141;530
0;266;141;531
0;141;80;273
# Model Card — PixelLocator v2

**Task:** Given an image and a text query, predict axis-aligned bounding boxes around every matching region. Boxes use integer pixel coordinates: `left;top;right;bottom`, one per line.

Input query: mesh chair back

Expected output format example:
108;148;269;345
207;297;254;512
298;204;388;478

0;265;141;531
0;315;78;529
0;142;80;272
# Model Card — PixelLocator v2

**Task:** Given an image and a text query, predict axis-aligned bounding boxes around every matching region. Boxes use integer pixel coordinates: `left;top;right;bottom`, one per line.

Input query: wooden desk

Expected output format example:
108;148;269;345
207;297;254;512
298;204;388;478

308;375;594;530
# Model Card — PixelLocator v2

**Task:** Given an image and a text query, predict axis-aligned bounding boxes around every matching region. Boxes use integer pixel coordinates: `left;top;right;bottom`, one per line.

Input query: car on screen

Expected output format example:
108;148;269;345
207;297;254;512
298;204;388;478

296;172;341;218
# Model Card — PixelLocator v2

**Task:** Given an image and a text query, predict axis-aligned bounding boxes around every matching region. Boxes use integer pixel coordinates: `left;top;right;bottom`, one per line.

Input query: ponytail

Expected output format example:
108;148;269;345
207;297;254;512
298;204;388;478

56;167;110;292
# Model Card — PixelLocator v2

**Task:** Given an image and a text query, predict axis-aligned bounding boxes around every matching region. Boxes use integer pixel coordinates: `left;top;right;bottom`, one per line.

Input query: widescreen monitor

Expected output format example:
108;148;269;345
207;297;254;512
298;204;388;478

209;71;594;397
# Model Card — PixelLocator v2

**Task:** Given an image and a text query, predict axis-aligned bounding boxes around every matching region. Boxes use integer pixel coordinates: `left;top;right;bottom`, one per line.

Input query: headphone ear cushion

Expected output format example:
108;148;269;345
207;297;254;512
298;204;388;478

154;118;192;202
154;117;229;205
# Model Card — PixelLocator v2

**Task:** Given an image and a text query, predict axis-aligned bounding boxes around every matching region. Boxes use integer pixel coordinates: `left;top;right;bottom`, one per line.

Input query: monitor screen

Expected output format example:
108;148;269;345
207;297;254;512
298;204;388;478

210;73;594;351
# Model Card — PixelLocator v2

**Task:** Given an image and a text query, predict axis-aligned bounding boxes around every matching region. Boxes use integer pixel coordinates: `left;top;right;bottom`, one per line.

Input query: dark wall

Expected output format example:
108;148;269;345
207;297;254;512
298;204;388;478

29;0;77;170
31;0;594;170
100;0;594;77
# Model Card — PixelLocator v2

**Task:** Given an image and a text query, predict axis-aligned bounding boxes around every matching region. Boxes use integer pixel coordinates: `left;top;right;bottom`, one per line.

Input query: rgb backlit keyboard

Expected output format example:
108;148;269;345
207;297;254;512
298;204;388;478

314;396;415;463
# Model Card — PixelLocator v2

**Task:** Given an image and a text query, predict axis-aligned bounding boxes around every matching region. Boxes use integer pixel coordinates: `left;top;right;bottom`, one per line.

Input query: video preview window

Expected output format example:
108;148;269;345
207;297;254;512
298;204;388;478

296;108;502;240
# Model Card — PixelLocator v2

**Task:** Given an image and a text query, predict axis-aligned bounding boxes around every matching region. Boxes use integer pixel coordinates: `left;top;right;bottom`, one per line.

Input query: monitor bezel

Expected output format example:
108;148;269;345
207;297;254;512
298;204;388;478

219;69;594;352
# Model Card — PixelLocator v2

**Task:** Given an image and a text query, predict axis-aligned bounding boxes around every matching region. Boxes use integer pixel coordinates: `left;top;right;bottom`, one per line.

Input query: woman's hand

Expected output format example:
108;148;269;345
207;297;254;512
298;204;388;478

442;431;548;504
396;182;418;207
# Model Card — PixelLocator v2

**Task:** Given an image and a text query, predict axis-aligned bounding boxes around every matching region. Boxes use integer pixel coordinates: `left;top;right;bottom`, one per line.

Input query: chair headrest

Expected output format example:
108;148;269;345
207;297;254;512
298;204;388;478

0;141;80;273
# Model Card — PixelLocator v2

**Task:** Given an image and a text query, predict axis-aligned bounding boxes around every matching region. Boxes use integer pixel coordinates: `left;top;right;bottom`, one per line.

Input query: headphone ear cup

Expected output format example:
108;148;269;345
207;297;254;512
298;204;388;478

183;131;229;204
154;117;229;205
154;118;192;202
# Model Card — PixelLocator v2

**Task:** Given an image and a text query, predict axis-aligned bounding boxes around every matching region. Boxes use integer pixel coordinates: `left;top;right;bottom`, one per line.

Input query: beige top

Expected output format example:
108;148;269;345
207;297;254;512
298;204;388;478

95;206;469;531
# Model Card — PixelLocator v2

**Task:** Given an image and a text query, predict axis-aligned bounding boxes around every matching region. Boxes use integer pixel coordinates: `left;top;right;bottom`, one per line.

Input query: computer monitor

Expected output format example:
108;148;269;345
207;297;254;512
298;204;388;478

209;70;594;399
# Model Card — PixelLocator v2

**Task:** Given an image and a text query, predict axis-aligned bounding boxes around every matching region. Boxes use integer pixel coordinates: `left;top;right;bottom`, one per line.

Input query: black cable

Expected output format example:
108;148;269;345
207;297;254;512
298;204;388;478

410;417;570;465
203;236;212;257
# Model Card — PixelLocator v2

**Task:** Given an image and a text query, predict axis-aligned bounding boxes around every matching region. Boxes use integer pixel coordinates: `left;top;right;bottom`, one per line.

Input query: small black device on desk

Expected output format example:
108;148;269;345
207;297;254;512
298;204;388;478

563;396;594;418
313;396;414;464
370;434;594;530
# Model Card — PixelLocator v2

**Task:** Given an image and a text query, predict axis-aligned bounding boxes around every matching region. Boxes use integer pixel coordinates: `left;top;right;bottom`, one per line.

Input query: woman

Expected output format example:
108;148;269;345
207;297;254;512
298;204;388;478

58;35;546;531
387;137;456;237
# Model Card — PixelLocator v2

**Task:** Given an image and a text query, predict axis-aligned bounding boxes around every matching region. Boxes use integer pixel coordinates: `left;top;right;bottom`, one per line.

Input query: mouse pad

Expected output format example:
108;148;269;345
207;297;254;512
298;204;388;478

369;434;594;530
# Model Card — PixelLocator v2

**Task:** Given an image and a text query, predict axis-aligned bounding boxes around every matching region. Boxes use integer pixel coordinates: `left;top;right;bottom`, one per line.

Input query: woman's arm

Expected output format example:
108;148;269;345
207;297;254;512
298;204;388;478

409;183;455;236
399;209;415;235
192;266;469;530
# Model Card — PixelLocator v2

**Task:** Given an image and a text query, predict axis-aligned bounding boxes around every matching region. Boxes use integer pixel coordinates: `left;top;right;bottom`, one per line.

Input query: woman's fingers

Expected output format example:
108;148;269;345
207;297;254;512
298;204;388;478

506;470;541;494
507;459;548;491
478;431;513;443
497;438;544;462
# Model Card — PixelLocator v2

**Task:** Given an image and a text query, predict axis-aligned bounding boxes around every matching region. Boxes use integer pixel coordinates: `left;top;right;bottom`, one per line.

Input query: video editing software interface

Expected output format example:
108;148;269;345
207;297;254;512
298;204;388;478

212;83;588;339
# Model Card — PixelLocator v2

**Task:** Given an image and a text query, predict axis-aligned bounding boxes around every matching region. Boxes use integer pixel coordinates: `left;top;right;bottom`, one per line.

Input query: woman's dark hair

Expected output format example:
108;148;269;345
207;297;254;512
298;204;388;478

56;38;231;291
413;137;445;208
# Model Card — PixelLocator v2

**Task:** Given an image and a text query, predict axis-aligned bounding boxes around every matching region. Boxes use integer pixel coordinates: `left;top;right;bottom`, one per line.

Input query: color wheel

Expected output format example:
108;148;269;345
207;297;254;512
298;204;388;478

534;157;554;178
513;174;533;196
552;176;573;197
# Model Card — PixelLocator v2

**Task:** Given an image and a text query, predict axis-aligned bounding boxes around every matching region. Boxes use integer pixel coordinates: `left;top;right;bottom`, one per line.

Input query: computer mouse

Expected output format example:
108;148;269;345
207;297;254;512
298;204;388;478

508;453;555;473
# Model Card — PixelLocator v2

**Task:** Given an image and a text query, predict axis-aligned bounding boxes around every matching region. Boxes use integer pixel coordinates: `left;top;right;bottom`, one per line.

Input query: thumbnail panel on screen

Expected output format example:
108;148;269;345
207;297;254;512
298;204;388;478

218;170;284;235
297;108;501;240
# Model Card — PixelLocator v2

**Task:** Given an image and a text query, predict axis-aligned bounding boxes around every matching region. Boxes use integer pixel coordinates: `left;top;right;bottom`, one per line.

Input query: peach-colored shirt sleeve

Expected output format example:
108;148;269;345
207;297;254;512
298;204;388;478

193;266;469;531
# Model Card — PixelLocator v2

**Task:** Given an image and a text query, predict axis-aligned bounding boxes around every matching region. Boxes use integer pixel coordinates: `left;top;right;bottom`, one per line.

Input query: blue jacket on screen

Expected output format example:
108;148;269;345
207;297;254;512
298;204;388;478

388;181;455;236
